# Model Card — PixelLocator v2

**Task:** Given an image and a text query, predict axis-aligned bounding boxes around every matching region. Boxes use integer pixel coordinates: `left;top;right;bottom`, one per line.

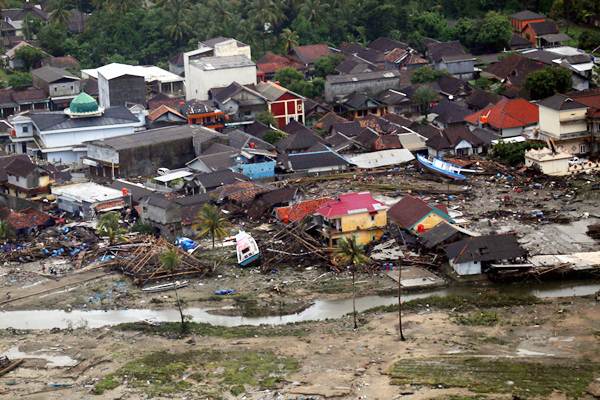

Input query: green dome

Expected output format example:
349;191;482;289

69;92;98;114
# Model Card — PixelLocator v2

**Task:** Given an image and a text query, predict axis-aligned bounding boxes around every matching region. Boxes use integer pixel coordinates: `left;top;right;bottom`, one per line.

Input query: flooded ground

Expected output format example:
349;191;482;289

2;279;598;330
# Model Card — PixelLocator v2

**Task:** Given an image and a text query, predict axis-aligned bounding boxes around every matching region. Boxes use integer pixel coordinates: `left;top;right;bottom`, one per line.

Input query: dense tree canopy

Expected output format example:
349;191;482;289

20;0;599;71
524;67;572;100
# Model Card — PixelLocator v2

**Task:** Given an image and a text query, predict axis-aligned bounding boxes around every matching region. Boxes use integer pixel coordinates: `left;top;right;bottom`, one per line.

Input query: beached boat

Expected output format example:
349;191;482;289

141;280;189;293
417;154;473;180
235;231;260;267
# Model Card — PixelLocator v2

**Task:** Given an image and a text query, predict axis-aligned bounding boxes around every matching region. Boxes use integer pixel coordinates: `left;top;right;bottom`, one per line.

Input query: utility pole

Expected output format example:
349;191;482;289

398;261;405;341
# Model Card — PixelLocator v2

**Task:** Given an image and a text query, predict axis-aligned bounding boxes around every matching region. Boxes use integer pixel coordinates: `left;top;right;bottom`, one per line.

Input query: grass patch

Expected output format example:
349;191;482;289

114;321;309;338
93;349;298;397
390;357;600;398
454;311;499;326
364;292;540;314
92;374;120;394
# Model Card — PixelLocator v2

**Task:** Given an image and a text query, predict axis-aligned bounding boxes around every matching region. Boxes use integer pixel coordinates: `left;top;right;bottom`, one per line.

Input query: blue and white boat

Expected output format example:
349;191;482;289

417;154;469;181
235;231;260;267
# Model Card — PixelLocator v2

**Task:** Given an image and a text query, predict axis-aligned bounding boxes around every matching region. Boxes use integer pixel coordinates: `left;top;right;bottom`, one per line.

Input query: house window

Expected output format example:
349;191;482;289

580;143;588;154
456;147;470;156
22;126;28;133
54;87;57;92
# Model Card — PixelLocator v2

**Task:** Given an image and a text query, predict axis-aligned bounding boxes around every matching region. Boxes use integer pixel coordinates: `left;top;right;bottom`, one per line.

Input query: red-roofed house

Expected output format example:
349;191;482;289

464;98;539;138
389;195;452;235
314;191;388;247
257;52;304;81
254;81;305;129
289;44;332;70
5;207;54;235
275;197;333;224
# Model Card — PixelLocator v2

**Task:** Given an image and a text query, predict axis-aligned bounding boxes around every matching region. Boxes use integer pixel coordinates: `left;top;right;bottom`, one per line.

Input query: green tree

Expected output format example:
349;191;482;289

38;23;68;56
15;46;46;70
8;72;32;89
491;141;545;166
274;67;304;87
279;28;299;54
0;220;12;241
256;110;277;126
525;67;572;100
314;54;344;78
474;12;511;53
411;66;448;84
413;11;449;40
158;0;192;45
194;204;230;249
48;0;72;27
334;237;370;330
263;129;286;144
412;86;438;114
97;211;126;244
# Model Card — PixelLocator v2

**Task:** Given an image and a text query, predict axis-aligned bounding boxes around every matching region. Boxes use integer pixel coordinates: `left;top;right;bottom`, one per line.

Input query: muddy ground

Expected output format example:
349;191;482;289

0;296;599;399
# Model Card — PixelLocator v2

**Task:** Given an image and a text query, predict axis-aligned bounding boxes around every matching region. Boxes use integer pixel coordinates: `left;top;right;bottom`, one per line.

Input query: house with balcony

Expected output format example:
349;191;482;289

313;192;388;247
537;94;591;155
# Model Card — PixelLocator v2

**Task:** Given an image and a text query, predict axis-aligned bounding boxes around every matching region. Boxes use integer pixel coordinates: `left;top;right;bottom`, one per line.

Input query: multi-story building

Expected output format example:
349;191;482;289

537;93;591;155
313;192;388;247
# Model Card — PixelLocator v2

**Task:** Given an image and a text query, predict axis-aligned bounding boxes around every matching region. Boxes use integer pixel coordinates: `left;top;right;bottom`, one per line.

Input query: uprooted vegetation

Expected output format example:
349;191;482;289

389;357;600;398
93;349;298;397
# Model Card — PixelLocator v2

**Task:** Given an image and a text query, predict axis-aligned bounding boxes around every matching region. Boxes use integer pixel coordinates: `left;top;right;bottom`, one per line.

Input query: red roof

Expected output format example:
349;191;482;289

147;104;185;122
7;207;53;230
290;44;331;65
464;98;538;130
257;52;304;74
275;197;332;223
315;192;386;219
570;89;600;118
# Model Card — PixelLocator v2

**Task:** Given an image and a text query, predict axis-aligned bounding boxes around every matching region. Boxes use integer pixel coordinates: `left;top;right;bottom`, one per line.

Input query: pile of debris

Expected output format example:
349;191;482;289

259;220;333;272
0;225;99;263
587;224;600;240
106;237;213;286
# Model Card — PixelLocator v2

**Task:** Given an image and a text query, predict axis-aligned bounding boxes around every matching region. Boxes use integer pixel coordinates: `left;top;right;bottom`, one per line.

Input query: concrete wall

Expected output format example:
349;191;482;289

451;260;482;275
214;41;251;59
39;125;137;149
340;210;387;233
500;126;524;138
412;212;445;232
437;60;475;78
186;64;257;101
540;105;587;139
49;81;80;98
239;161;276;180
324;76;400;102
99;74;146;108
87;144;119;164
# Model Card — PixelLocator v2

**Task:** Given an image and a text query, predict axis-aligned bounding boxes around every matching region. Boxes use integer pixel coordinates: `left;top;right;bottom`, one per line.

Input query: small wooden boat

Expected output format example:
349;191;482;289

235;231;260;267
141;280;189;293
417;154;472;181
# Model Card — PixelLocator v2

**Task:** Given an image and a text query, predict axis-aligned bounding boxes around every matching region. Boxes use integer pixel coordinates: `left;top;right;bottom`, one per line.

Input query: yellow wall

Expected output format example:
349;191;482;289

411;212;445;232
332;229;385;246
540;105;588;138
340;211;387;233
39;175;50;188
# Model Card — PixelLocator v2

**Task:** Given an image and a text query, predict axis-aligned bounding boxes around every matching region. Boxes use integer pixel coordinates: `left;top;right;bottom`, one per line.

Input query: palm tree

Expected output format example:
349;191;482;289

194;204;230;249
96;211;125;245
279;28;299;53
163;0;192;44
249;0;284;32
335;237;369;330
299;0;330;24
160;248;188;333
48;0;72;27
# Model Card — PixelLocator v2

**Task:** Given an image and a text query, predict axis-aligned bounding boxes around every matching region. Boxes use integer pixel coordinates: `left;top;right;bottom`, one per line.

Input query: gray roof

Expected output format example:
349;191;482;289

326;70;400;85
31;66;79;84
88;125;197;151
200;37;247;49
511;10;545;20
109;180;154;203
287;149;350;171
196;170;248;190
420;222;462;249
188;151;237;173
538;94;587;111
30;107;139;132
445;234;525;263
228;128;274;151
190;55;255;71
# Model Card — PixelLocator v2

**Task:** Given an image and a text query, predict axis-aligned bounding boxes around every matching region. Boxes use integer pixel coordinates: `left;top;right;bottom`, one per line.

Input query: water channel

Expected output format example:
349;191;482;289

1;280;598;330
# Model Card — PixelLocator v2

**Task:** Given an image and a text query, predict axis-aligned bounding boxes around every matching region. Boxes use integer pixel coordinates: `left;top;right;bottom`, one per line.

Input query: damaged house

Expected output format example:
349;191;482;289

445;234;526;275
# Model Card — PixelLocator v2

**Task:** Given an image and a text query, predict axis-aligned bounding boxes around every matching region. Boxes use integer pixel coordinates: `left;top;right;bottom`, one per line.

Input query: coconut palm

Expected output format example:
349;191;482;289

279;28;299;53
194;204;230;249
335;237;369;329
299;0;330;24
96;211;126;244
249;0;284;31
48;0;72;27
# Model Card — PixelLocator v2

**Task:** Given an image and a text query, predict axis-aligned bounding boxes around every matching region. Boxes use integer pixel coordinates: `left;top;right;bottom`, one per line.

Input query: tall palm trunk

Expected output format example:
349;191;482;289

398;263;405;341
352;268;357;329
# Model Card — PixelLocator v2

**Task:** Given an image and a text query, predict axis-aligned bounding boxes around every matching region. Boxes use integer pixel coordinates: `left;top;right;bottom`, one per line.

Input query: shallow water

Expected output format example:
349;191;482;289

0;280;598;330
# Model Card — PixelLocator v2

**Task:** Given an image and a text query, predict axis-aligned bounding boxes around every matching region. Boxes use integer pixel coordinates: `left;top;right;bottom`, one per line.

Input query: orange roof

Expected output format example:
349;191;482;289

148;104;185;122
275;197;332;224
464;98;538;130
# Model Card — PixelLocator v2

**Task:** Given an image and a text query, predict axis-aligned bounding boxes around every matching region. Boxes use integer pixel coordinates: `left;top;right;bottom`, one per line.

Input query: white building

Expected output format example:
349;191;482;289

52;182;129;219
8;92;145;165
184;55;256;101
